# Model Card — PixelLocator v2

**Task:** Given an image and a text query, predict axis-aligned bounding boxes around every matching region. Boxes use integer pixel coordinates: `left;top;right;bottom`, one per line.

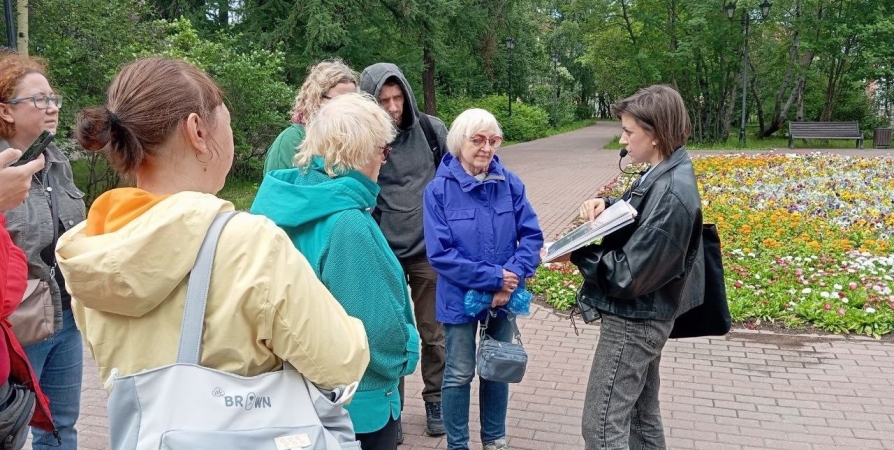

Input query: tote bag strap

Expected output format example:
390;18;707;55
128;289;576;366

176;211;239;365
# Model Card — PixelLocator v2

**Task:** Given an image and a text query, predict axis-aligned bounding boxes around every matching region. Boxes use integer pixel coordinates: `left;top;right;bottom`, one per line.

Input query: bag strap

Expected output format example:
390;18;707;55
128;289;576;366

479;308;523;344
176;211;239;365
418;113;442;167
38;171;60;274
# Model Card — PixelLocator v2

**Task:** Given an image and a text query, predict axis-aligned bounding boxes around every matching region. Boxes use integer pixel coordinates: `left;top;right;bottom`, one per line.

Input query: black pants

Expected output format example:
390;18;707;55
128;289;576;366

357;416;399;450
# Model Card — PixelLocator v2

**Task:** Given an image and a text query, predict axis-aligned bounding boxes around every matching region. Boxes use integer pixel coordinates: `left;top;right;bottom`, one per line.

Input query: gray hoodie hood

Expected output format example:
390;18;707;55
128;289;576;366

358;63;449;260
360;62;419;130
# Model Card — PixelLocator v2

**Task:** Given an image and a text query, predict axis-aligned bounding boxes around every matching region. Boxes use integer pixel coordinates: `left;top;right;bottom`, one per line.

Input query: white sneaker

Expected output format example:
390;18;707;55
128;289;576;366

483;438;509;450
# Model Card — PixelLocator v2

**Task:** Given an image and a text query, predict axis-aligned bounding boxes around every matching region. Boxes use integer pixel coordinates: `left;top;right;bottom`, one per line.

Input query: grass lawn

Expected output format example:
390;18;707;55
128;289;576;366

218;178;260;210
529;152;894;338
504;118;598;146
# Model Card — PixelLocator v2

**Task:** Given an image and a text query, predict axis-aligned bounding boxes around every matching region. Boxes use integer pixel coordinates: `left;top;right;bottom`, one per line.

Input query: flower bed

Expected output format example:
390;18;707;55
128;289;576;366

529;152;894;338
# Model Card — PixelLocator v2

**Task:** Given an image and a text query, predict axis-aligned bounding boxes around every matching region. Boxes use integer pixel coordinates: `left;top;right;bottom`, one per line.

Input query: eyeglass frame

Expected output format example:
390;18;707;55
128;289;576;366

468;134;503;149
378;145;392;160
2;94;63;110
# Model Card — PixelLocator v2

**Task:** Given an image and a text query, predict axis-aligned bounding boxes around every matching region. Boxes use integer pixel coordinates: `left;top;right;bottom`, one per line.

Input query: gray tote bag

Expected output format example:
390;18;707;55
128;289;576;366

105;212;361;450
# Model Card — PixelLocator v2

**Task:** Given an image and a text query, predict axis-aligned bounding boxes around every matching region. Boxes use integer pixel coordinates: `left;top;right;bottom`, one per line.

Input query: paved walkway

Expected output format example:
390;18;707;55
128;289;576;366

41;122;894;450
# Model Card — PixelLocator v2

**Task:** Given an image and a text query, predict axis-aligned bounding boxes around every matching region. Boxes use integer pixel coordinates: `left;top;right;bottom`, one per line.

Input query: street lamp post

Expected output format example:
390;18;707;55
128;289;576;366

551;52;559;127
725;0;771;146
505;36;516;118
3;0;15;50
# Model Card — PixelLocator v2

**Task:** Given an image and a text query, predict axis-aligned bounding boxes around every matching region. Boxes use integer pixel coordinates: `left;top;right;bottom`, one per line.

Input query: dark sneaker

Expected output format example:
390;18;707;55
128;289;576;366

425;401;446;436
396;418;404;445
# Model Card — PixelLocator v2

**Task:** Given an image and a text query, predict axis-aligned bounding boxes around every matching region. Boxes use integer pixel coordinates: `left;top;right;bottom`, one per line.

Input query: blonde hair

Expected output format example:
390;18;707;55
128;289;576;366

446;108;503;156
294;92;396;176
290;59;358;124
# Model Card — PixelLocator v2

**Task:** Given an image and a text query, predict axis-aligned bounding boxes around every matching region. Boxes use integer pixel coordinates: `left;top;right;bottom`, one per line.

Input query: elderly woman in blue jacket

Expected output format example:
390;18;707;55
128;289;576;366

422;108;543;450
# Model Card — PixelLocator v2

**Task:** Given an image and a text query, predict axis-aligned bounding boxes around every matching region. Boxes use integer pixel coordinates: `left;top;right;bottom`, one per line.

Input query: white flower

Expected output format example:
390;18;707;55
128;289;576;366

755;274;762;280
802;288;813;294
820;292;830;298
748;253;756;258
788;289;797;295
841;298;849;304
866;307;877;314
834;284;843;290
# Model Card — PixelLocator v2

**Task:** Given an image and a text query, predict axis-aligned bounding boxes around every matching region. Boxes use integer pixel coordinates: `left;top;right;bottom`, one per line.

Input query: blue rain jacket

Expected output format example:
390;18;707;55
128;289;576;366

423;153;544;324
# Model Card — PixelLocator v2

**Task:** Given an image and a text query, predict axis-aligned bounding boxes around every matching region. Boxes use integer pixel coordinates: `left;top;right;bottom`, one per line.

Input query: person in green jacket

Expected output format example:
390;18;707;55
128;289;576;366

263;59;359;174
252;92;420;450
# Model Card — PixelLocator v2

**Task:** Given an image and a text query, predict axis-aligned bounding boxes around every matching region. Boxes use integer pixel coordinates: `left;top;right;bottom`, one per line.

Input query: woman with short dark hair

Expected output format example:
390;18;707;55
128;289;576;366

573;85;705;450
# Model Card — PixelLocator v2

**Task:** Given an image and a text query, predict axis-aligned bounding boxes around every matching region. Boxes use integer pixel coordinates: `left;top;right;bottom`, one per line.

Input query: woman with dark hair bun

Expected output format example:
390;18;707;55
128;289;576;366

54;57;370;447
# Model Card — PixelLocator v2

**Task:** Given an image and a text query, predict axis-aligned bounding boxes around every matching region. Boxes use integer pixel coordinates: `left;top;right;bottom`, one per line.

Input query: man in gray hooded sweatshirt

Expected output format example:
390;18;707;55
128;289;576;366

360;63;447;441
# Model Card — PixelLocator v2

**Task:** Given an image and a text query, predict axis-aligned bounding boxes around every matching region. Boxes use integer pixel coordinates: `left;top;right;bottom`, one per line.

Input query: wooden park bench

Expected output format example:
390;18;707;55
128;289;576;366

788;121;864;148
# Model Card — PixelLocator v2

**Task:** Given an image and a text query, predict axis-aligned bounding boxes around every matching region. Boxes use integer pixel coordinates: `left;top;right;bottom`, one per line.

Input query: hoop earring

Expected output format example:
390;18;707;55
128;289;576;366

195;152;212;164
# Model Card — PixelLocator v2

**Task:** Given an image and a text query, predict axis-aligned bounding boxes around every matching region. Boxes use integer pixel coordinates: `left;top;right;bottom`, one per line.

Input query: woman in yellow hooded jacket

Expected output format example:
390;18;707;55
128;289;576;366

54;58;369;402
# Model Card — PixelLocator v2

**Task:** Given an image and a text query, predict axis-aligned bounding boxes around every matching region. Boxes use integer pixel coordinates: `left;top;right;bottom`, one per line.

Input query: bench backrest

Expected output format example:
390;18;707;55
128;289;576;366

789;121;862;138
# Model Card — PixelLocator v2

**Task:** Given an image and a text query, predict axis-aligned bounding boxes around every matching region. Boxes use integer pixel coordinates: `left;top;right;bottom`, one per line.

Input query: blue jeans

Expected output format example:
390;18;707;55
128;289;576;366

24;309;83;450
582;312;674;450
442;315;513;450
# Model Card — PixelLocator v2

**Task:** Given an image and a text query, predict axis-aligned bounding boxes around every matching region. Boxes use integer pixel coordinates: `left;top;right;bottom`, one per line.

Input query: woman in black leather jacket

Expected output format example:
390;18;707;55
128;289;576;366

572;85;704;450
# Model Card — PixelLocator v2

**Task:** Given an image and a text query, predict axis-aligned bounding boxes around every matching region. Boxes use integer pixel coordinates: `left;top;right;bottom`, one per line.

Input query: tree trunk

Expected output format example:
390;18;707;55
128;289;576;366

765;5;801;138
16;0;27;55
750;61;765;137
219;0;229;25
422;42;437;116
796;79;805;121
619;0;646;85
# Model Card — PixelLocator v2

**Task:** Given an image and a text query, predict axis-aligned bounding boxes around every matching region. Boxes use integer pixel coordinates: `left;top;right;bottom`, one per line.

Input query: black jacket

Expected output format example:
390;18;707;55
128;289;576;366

571;147;705;321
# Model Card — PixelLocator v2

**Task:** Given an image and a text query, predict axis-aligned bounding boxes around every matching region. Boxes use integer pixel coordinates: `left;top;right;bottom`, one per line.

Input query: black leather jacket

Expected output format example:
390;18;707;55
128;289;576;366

571;147;704;321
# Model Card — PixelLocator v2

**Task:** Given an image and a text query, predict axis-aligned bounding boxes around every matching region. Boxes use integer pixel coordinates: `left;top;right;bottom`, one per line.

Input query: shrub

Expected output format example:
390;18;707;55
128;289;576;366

155;19;293;181
438;95;550;142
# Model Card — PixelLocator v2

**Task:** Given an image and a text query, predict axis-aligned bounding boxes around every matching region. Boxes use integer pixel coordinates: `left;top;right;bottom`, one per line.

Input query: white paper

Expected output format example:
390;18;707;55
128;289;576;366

542;200;637;263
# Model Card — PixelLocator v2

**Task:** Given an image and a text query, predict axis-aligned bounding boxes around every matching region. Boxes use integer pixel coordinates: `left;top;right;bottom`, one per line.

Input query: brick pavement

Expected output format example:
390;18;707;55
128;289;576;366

33;123;894;449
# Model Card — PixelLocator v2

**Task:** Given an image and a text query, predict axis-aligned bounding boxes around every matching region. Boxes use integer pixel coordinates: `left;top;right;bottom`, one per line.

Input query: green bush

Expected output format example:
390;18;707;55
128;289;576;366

439;95;550;142
28;0;165;135
154;19;293;181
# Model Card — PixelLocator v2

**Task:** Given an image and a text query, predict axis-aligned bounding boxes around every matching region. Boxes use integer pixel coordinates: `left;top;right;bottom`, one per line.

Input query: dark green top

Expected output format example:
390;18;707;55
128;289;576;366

263;123;306;174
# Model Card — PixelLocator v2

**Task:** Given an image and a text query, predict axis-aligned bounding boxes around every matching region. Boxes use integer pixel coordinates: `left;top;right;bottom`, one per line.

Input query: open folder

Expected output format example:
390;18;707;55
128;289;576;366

542;199;638;263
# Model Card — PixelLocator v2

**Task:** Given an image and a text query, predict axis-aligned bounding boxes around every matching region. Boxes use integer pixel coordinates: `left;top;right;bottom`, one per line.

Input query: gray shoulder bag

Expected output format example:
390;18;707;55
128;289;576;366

476;309;528;384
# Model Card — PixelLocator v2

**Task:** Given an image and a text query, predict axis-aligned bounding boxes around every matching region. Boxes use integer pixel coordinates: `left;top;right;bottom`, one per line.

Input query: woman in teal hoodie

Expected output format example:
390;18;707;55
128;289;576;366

251;92;420;450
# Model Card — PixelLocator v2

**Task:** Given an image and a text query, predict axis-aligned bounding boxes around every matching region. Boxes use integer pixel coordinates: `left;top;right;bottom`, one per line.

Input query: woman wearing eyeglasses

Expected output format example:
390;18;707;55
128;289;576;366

251;92;420;450
422;108;543;450
0;52;85;450
263;59;358;174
